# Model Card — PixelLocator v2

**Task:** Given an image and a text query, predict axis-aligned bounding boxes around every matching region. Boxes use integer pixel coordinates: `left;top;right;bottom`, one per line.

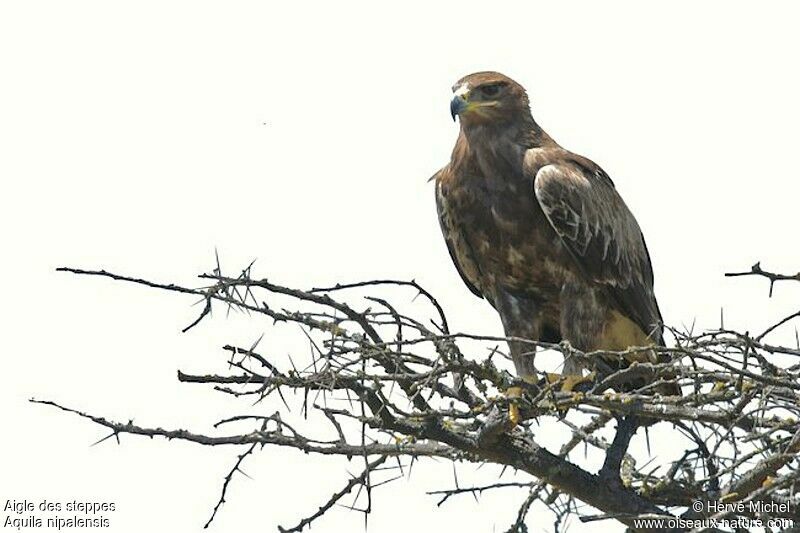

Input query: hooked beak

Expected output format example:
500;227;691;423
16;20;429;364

450;94;467;121
450;93;467;122
450;84;470;121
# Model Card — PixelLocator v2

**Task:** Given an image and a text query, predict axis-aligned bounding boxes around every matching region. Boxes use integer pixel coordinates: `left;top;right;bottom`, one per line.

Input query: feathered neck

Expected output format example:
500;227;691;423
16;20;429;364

452;114;557;171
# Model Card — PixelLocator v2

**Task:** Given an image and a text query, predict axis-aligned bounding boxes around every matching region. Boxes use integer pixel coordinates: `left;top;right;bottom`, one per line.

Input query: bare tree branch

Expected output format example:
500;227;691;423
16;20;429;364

40;263;800;531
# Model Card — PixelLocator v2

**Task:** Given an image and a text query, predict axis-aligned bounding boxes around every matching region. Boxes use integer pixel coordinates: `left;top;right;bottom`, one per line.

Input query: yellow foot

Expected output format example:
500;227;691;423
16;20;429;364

506;376;540;425
506;386;522;426
546;372;596;392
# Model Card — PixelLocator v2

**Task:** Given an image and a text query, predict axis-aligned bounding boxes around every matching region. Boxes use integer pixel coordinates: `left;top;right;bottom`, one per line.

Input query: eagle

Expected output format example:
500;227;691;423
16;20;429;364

433;71;673;421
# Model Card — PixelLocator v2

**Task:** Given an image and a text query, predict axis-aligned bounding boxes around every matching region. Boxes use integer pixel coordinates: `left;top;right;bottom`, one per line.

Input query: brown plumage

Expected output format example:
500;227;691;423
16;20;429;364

434;71;670;390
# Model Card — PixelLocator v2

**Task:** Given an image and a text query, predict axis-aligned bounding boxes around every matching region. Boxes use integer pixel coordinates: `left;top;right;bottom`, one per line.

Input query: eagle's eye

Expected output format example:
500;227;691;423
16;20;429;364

480;84;503;97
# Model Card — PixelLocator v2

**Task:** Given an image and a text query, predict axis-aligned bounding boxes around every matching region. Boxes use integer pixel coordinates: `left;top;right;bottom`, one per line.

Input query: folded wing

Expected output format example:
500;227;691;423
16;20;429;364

532;162;663;344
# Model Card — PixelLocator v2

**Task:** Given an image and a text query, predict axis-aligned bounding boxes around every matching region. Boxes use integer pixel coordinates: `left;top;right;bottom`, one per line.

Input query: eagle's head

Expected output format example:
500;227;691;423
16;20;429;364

450;71;531;128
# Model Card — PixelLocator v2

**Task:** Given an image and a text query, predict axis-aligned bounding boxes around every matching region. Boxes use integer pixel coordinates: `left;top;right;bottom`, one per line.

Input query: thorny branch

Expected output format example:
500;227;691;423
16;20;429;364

725;262;800;298
40;263;800;531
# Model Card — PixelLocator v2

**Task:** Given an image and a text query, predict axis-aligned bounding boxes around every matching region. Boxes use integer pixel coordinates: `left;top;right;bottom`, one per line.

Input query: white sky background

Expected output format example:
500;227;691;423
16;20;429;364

2;1;800;532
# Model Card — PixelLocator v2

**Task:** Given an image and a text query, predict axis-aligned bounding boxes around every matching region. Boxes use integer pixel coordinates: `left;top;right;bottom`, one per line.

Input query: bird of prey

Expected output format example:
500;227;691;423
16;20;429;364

433;71;673;421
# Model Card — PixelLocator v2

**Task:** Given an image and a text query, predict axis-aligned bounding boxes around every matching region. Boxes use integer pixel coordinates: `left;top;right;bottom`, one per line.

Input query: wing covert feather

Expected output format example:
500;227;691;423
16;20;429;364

434;170;483;299
532;163;663;343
